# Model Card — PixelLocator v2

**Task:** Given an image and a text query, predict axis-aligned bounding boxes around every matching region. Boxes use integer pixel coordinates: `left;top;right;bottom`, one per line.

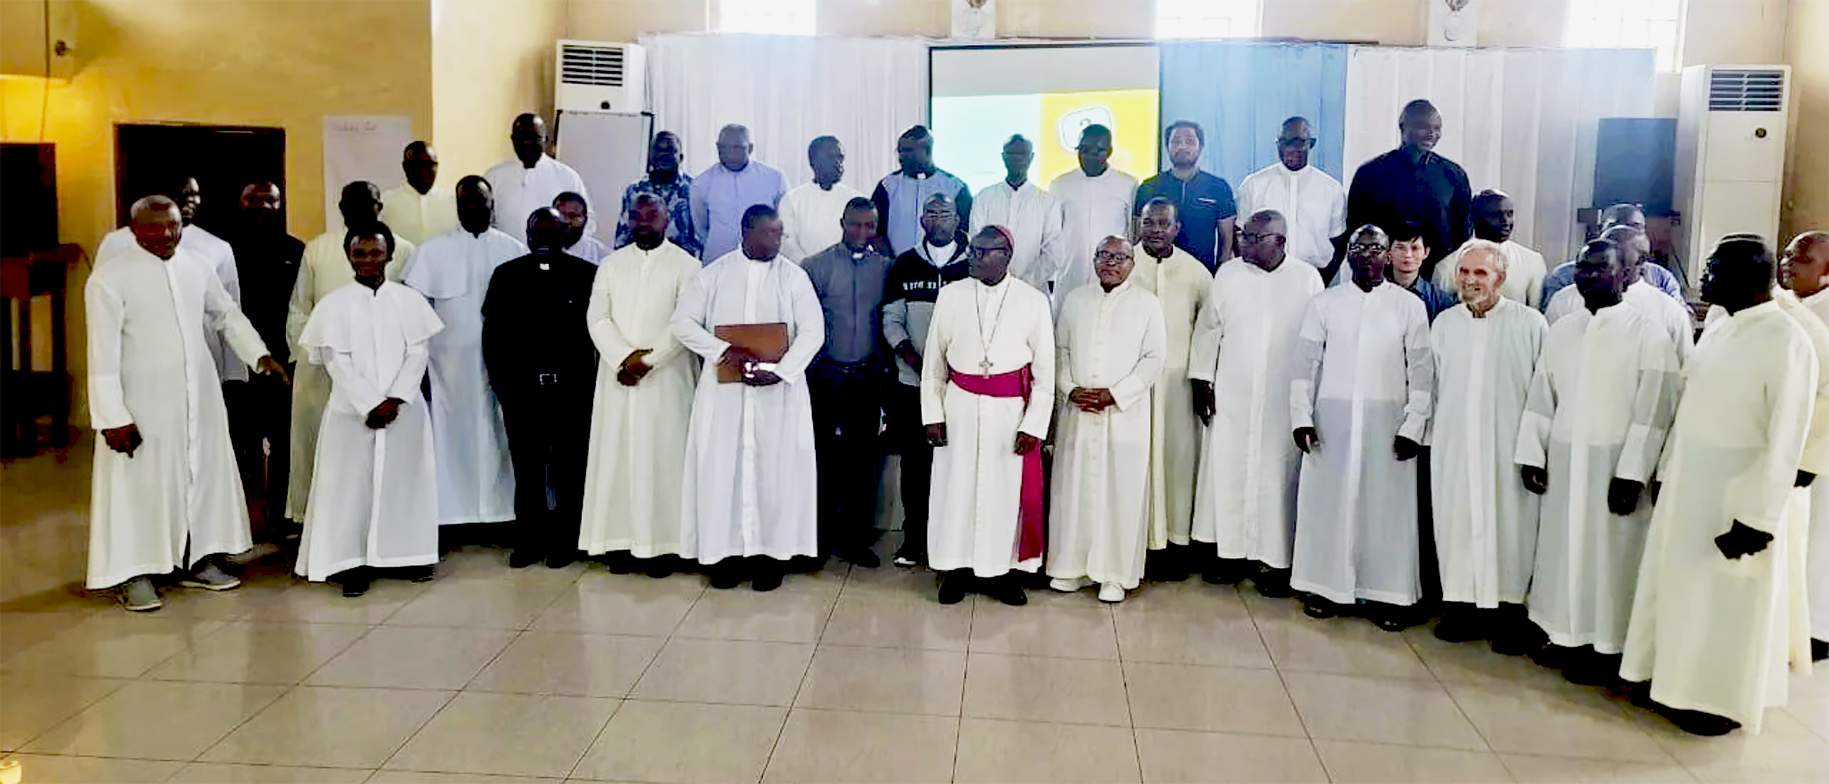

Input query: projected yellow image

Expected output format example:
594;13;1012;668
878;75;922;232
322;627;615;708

1035;89;1161;185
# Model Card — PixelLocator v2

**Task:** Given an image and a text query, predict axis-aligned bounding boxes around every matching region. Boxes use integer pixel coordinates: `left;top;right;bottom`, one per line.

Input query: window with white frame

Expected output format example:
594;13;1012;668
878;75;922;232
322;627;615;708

720;0;815;35
1156;0;1262;38
1564;0;1683;71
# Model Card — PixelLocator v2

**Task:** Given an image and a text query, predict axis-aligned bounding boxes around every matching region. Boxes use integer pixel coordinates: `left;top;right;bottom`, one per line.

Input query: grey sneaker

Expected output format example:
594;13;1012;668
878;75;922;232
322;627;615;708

119;576;162;611
180;562;241;591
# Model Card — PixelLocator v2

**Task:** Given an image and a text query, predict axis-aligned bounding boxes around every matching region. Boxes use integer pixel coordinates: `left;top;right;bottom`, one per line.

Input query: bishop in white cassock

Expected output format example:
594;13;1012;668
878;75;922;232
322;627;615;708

1783;231;1829;660
1190;210;1323;592
403;175;524;526
1622;237;1818;736
1431;191;1548;308
87;197;285;611
671;205;823;591
1234;118;1347;273
1050;125;1137;309
579;196;702;568
970;135;1066;294
1517;242;1678;677
286;182;416;522
1426;241;1547;648
484;113;593;240
1290;225;1435;629
779;136;865;263
378;141;458;246
295;227;443;594
1047;238;1167;602
1543;226;1694;364
923;225;1056;606
1129;197;1213;577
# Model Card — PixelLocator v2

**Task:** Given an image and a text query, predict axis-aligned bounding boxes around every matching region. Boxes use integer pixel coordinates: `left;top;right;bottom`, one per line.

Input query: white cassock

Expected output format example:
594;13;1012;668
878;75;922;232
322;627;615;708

566;235;611;266
85;243;269;589
1190;260;1323;567
285;231;416;521
378;184;458;246
1428;300;1546;607
1290;282;1434;606
1433;240;1550;308
1131;244;1213;548
295;281;443;581
1800;288;1829;642
483;154;594;240
1517;303;1679;653
1621;301;1817;732
403;228;525;524
1545;280;1694;365
1047;280;1167;589
923;276;1057;577
671;252;824;563
98;225;246;382
970;179;1066;295
1234;163;1348;271
1049;169;1138;305
580;241;701;557
778;181;864;263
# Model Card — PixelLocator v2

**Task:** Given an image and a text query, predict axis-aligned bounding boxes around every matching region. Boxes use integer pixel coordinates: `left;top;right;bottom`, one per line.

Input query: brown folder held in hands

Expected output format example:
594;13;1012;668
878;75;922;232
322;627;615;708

714;322;789;383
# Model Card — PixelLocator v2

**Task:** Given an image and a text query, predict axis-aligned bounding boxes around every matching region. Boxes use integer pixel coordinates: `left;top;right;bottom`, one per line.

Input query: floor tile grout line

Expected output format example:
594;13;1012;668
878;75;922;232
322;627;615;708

754;561;847;783
953;580;977;784
1112;596;1148;784
1403;627;1508;762
1240;584;1336;784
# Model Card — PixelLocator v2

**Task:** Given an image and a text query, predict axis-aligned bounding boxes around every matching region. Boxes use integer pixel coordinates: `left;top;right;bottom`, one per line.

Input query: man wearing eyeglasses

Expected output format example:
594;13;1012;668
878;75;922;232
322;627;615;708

1237;117;1348;278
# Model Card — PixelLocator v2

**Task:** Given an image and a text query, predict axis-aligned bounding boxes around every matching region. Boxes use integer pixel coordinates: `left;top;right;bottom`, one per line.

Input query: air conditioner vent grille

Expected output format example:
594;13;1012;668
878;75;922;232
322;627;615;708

1708;69;1785;112
561;44;625;87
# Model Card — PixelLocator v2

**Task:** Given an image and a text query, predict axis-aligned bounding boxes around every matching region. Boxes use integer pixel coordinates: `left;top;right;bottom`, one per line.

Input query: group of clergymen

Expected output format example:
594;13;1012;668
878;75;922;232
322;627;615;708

86;99;1829;738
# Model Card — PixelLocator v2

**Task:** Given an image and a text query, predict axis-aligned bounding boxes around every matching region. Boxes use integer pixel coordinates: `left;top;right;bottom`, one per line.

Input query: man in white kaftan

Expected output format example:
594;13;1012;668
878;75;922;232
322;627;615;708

1622;237;1818;736
379;141;458;246
779;136;865;263
1047;238;1167;602
403;175;524;526
87;197;285;611
970;135;1066;294
923;225;1057;606
1427;240;1547;649
484;113;594;240
1783;231;1829;660
286;182;416;522
296;227;443;595
1050;124;1137;308
579;196;701;571
1130;197;1213;579
1517;240;1680;684
1235;118;1347;274
1543;226;1694;364
1432;191;1548;307
671;205;823;591
1190;210;1323;593
1290;225;1435;629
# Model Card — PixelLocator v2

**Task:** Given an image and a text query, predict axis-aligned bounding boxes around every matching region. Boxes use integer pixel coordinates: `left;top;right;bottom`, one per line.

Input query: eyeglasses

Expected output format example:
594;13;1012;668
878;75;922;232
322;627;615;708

1094;252;1133;262
1348;242;1390;254
969;244;1009;257
1238;231;1284;245
1276;138;1316;149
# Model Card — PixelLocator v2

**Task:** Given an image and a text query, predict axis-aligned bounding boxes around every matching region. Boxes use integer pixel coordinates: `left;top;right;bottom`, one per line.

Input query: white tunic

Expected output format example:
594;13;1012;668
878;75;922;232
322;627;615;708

484;154;594;240
1049;169;1138;305
1190;259;1323;567
1234;163;1347;270
295;281;443;581
285;230;416;521
778;181;865;263
1516;303;1679;653
378;184;458;246
1131;244;1214;548
403;228;526;525
922;276;1057;577
1621;301;1817;732
970;179;1067;295
1801;288;1829;641
1428;300;1546;607
1545;280;1695;365
580;242;701;557
1290;282;1434;606
671;252;824;563
85;243;269;589
1433;239;1550;309
1047;280;1167;589
99;225;247;382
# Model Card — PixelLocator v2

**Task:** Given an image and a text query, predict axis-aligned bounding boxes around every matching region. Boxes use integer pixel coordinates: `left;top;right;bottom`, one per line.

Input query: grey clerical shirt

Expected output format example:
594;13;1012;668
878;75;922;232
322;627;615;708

801;243;894;365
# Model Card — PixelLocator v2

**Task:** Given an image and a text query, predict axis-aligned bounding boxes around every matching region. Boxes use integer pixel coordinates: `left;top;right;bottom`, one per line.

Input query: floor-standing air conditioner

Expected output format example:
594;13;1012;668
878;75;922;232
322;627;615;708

556;40;646;114
1674;65;1790;281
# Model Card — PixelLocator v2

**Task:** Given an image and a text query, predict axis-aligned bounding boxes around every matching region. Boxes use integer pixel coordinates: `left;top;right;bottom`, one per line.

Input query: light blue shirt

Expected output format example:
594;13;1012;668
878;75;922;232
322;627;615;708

689;160;787;263
1539;259;1684;311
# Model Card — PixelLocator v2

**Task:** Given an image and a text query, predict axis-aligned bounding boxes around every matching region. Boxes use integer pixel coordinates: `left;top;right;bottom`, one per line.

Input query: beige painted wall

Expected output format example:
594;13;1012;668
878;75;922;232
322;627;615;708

1781;0;1827;238
433;0;570;184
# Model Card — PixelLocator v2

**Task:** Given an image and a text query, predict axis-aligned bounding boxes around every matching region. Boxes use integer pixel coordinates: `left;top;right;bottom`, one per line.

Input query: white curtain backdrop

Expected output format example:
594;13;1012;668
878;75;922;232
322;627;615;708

642;33;930;191
1342;47;1655;261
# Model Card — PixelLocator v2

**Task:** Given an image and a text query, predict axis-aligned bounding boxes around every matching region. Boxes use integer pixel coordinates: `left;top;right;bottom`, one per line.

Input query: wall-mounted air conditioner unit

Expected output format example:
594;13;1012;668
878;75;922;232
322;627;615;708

556;40;646;114
1674;65;1790;280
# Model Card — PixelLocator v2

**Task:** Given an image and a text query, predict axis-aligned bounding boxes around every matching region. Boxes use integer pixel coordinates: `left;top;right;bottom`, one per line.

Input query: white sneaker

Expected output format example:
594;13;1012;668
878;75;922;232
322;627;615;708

1098;583;1126;603
119;576;162;612
180;562;241;591
1050;577;1089;593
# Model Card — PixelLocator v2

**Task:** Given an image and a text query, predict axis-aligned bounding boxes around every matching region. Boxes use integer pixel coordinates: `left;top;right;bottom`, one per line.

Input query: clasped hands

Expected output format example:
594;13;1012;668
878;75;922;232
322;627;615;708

923;423;1039;456
1291;427;1420;461
719;346;781;386
1067;387;1117;414
618;349;655;386
365;397;406;429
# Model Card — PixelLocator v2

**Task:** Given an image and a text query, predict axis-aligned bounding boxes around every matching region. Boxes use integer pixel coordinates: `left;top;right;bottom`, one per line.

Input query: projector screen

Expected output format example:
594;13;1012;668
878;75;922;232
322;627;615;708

930;44;1160;197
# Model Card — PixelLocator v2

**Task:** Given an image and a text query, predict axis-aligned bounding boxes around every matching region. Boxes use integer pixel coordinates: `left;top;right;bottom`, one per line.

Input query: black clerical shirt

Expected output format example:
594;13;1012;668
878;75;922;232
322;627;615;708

480;251;599;401
1345;148;1472;281
229;229;305;365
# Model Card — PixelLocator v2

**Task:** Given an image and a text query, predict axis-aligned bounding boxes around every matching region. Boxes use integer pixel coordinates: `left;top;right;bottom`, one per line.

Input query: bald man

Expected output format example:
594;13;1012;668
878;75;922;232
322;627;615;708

1237;117;1347;274
484;113;594;240
1434;190;1547;307
380;141;457;245
1784;231;1829;661
1538;204;1684;307
1346;100;1472;281
690;124;787;262
226;181;305;531
873;125;973;257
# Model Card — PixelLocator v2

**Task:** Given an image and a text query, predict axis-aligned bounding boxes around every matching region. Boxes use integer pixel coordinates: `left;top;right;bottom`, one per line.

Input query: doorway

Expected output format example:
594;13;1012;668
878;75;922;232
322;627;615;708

114;123;286;237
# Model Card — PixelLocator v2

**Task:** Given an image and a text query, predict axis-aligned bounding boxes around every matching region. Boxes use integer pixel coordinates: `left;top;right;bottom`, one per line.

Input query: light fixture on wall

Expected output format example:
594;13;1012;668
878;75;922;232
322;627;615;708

952;0;995;40
1428;0;1478;47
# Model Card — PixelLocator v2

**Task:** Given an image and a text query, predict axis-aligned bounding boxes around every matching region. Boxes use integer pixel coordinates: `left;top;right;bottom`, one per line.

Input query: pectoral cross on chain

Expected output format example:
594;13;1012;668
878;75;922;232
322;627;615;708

979;356;992;374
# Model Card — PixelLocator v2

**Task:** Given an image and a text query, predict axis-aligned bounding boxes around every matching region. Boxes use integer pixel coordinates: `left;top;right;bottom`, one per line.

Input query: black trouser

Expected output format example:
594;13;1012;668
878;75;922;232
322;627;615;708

809;359;885;557
1416;446;1442;605
499;377;593;557
883;382;930;559
224;371;292;537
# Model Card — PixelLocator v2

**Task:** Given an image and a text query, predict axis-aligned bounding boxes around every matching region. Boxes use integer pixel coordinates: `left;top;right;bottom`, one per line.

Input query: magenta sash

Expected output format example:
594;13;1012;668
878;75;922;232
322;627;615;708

947;365;1044;561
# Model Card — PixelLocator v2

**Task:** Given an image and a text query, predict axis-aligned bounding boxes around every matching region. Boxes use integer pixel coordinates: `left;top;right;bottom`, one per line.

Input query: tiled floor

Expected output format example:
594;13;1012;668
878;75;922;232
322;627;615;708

4;442;1829;783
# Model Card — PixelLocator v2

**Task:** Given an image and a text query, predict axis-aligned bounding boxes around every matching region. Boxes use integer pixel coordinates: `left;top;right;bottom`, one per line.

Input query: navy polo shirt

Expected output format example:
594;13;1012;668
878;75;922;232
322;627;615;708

1135;170;1237;271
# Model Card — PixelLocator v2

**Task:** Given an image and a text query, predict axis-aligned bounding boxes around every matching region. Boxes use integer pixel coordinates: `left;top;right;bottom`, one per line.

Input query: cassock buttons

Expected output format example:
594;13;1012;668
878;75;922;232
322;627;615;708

539;262;550;271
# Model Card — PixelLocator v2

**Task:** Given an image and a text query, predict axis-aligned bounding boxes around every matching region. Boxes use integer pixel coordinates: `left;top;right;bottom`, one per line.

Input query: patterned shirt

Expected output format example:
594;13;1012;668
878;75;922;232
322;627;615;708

613;173;700;258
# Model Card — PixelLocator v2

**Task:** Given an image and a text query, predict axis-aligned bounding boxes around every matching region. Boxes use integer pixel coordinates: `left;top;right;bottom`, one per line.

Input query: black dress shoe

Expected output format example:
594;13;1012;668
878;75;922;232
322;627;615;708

546;551;577;569
709;561;745;590
839;547;882;569
1147;547;1190;582
1814;638;1827;662
1489;621;1548;656
605;551;637;574
1562;651;1624;688
990;576;1028;606
1202;559;1247;586
1531;644;1578;669
403;565;437;583
338;569;372;597
1371;604;1422;632
1252;569;1296;598
751;565;784;592
645;556;677;579
1660;705;1742;736
937;571;969;605
1302;596;1340;619
1432;610;1487;643
508;549;543;569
